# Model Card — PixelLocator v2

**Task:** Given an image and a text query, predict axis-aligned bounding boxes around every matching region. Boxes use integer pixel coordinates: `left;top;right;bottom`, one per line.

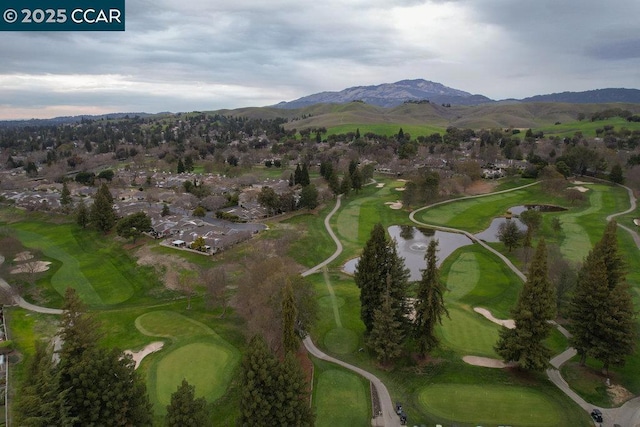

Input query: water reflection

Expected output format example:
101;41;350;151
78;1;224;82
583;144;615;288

474;217;527;243
343;226;473;281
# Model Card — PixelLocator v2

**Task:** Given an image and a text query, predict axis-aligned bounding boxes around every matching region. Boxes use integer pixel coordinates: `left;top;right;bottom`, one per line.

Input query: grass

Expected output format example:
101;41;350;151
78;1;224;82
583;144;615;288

438;304;500;357
537;117;640;138
312;360;371;427
136;310;240;415
326;123;444;138
417;383;565;426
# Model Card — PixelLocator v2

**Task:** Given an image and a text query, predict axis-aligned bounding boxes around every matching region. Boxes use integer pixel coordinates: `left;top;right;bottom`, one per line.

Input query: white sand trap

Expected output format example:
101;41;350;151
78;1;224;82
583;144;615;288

396;179;407;182
463;356;511;368
474;307;515;329
633;219;640;227
10;261;51;274
384;201;403;209
571;180;590;185
124;341;164;369
395;187;406;192
14;251;34;261
570;186;589;193
376;183;385;188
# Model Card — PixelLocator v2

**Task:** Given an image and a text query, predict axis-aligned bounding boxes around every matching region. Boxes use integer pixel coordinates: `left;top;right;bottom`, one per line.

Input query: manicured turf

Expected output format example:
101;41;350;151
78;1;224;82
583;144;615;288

418;383;564;426
136;310;240;414
313;365;371;427
443;251;479;301
324;327;359;354
438;305;500;357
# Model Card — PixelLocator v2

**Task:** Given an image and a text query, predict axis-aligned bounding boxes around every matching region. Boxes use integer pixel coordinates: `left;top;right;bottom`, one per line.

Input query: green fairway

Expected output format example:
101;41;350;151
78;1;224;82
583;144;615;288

313;366;371;427
443;251;480;301
137;310;240;414
324;327;359;354
438;305;500;357
418;383;564;426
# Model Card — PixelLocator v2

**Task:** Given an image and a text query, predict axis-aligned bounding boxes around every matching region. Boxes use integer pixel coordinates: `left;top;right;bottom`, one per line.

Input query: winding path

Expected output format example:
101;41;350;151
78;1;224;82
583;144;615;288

0;255;62;314
409;180;640;427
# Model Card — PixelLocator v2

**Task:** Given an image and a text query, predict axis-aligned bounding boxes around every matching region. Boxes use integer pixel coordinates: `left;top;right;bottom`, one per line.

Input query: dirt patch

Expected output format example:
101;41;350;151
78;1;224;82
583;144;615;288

135;245;194;290
608;383;634;406
463;355;511;368
10;261;51;274
124;341;164;369
465;180;497;196
14;251;34;262
474;307;515;329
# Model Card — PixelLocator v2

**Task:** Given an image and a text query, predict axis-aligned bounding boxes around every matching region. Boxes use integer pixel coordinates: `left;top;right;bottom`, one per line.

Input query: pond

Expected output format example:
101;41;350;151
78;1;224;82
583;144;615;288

473;204;566;243
343;225;473;281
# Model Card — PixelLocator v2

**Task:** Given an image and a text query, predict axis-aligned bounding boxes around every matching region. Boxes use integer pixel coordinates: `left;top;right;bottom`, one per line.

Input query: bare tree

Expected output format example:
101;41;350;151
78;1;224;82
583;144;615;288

201;266;231;318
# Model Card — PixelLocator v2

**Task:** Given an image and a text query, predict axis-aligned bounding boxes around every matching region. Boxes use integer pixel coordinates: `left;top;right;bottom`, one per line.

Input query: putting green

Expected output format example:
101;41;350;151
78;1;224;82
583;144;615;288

445;252;479;301
324;327;359;354
314;369;370;427
438;305;500;357
418;383;563;426
154;341;235;406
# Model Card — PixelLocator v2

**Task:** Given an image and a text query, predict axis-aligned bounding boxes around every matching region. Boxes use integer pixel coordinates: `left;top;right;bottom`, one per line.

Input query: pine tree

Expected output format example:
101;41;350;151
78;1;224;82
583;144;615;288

240;335;278;426
300;163;310;187
165;379;209;427
495;239;556;370
76;199;89;228
366;278;406;364
90;183;116;233
60;182;73;211
177;158;186;174
282;282;299;354
355;224;410;334
161;203;171;216
273;353;314;426
594;220;625;291
340;172;351;197
294;164;302;186
413;240;449;356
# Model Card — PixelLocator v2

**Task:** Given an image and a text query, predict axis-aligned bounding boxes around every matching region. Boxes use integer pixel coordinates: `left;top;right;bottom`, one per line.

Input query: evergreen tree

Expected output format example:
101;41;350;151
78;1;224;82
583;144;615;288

298;184;319;210
76;199;89;228
273;353;314;426
288;173;294;187
161;203;171;217
90;183;116;233
355;224;410;334
340;172;351;197
165;379;209;427
14;341;71;426
116;211;152;242
60;182;73;211
300;163;310;187
327;171;340;196
495;240;556;370
413;240;449;356
351;167;362;193
609;163;624;184
366;278;405;364
282;282;299;354
239;335;279;426
294;164;302;186
594;220;625;291
184;155;194;172
177;158;186;174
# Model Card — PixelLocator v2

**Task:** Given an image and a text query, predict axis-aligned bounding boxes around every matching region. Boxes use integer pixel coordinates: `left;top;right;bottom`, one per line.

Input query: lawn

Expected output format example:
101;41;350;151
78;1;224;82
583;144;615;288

136;310;240;414
438;304;500;357
312;361;371;427
418;383;565;426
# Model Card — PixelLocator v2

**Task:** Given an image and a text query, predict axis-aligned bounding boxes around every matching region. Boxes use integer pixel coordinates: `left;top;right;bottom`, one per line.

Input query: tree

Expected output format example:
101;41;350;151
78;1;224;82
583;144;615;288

413;240;449;356
57;288;153;426
165;379;209;427
298;184;319;210
202;266;231;318
609;163;625;184
178;270;198;310
60;182;73;211
497;220;522;252
569;221;636;372
354;223;410;334
495;240;556;370
76;199;89;228
97;169;114;182
191;236;207;252
367;278;406;364
116;211;151;243
282;282;299;354
340;172;351;197
177;158;186;174
258;186;280;216
90;183;116;233
161;203;171;216
519;209;542;234
193;206;206;217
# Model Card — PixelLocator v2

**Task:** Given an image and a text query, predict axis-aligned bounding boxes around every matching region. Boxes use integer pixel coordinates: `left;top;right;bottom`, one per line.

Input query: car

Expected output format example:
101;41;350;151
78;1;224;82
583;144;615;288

591;408;603;423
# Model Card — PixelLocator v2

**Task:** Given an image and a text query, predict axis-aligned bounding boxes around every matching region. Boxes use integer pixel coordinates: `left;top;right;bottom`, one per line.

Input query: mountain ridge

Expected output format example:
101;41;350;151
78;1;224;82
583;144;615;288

274;79;640;109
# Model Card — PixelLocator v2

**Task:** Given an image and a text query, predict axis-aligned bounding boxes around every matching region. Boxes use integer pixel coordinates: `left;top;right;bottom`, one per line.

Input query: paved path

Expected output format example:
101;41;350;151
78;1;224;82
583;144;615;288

0;255;62;314
410;180;640;427
301;195;401;427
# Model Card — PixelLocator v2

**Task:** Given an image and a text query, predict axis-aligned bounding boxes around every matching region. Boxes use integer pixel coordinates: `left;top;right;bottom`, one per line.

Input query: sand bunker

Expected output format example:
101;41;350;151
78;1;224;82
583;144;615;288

14;251;34;261
474;307;515;329
633;219;640;227
10;261;51;274
396;179;407;183
395;187;406;192
124;341;164;369
463;356;511;368
570;186;589;193
384;201;403;210
376;183;385;188
571;180;590;185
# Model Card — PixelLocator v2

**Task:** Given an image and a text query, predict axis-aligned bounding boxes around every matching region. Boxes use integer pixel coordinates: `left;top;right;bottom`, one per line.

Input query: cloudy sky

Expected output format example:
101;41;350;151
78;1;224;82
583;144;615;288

1;0;639;119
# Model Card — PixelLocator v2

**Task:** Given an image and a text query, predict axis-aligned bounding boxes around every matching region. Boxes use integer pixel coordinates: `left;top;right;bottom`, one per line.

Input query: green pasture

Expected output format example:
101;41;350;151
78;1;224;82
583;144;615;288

418;383;565;426
312;361;371;427
537;117;640;138
136;310;240;414
6;221;161;307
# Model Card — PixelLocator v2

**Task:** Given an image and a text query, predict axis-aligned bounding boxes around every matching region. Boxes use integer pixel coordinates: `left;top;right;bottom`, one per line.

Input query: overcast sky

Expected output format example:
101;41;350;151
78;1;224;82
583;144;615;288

1;0;639;119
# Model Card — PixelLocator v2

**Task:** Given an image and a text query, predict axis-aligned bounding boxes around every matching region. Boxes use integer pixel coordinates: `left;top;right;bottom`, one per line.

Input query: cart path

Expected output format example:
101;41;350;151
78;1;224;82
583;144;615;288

409;180;640;427
0;255;62;314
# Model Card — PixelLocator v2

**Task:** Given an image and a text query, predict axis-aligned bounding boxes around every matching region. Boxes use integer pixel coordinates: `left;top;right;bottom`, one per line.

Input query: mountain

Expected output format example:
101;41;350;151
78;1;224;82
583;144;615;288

275;79;640;109
520;88;640;104
274;79;494;109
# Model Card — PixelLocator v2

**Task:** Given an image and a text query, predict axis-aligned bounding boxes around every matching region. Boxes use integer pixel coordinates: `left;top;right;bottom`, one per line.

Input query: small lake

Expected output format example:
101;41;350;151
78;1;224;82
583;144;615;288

343;225;473;281
473;204;566;243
